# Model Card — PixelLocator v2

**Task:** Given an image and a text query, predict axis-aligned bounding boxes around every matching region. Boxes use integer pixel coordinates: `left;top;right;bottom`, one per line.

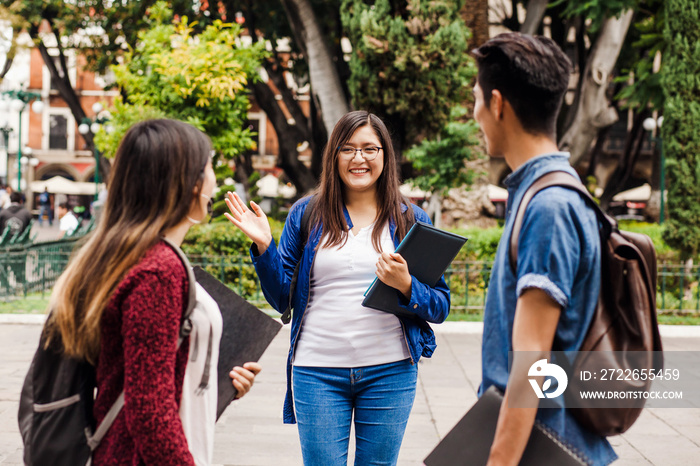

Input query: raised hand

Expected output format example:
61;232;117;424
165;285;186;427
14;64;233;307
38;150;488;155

225;192;273;254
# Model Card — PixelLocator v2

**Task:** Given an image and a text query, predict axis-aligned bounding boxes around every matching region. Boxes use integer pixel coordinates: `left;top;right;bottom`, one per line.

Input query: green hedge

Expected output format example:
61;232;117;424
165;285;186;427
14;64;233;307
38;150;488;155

182;219;682;264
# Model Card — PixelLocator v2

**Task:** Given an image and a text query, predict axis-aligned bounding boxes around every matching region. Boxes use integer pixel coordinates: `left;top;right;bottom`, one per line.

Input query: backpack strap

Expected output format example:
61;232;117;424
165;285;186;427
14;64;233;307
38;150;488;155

508;171;613;275
87;238;197;451
281;195;318;324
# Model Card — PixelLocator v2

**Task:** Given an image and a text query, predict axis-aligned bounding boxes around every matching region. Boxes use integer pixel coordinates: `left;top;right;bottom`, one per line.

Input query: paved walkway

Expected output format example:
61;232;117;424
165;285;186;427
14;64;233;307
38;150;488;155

0;320;698;465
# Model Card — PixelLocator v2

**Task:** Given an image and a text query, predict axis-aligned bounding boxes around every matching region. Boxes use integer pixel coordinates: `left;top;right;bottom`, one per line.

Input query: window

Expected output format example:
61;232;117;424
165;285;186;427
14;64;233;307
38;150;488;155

246;112;266;155
49;114;68;150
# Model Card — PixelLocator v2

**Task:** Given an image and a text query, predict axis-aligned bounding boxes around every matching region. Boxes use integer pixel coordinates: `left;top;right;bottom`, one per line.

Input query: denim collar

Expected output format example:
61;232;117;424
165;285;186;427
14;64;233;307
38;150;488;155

504;152;571;189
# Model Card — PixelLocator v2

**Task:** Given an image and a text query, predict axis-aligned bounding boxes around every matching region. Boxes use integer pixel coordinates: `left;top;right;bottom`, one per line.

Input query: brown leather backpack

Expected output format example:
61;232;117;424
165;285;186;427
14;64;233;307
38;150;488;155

509;171;663;436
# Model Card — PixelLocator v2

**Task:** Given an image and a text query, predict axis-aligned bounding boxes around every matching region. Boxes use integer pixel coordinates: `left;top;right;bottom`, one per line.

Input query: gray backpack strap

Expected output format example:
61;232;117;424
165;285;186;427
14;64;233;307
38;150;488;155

86;391;124;451
162;237;197;339
86;239;197;452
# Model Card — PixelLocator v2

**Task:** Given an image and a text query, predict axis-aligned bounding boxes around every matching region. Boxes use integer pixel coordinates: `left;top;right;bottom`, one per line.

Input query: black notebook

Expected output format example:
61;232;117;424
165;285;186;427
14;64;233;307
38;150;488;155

362;221;467;318
193;267;282;420
423;386;585;466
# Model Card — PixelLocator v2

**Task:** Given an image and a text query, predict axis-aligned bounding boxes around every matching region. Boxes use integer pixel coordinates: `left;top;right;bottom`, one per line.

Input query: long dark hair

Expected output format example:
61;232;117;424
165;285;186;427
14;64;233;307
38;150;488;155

312;111;414;252
45;119;211;363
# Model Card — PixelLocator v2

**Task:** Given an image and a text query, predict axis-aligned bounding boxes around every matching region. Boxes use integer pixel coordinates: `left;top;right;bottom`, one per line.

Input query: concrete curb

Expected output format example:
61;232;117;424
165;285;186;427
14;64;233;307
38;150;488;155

1;314;699;338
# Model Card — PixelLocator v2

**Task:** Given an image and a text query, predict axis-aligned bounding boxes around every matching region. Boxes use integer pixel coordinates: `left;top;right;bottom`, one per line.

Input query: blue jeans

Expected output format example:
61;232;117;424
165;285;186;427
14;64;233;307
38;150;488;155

292;359;417;466
38;204;52;226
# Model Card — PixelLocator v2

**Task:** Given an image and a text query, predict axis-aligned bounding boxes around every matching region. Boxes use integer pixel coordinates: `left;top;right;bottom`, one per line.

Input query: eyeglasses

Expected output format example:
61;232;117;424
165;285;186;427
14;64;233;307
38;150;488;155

337;146;383;161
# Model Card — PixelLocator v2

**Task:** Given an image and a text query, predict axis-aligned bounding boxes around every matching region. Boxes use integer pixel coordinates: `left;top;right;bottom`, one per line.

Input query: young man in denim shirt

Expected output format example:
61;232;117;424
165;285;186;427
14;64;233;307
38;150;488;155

472;33;617;465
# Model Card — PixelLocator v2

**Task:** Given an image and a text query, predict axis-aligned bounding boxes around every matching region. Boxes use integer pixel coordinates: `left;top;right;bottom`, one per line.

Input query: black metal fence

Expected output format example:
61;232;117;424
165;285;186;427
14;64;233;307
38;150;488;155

2;246;699;314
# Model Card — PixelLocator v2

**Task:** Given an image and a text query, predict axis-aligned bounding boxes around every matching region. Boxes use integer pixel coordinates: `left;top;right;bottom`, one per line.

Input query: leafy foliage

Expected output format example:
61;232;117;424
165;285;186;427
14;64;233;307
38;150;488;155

95;2;267;162
404;106;483;196
341;0;475;147
551;0;638;32
661;0;700;259
614;0;665;111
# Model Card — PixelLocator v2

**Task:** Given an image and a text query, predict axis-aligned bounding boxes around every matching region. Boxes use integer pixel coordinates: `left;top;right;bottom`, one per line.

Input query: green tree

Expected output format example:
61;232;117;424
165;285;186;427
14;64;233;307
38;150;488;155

96;3;266;164
660;0;700;259
404;106;481;196
341;0;475;152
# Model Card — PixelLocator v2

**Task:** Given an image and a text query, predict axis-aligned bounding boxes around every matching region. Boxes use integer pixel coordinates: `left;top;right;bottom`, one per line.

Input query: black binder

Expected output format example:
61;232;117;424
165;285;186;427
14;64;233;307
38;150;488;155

193;267;282;420
362;221;467;318
423;386;586;466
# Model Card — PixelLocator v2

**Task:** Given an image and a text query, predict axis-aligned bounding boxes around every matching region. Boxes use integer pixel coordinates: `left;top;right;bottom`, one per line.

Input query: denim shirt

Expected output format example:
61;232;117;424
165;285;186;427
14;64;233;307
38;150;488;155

252;197;450;424
479;154;617;465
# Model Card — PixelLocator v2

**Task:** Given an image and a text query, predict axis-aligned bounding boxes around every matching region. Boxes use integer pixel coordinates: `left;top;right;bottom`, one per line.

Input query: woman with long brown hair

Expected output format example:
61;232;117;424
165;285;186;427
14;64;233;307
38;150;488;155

44;119;260;465
226;111;450;465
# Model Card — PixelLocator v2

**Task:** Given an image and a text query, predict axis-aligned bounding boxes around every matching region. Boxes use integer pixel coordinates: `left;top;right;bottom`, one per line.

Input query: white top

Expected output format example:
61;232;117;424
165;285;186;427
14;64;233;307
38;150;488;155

179;282;223;466
59;212;80;233
293;223;410;367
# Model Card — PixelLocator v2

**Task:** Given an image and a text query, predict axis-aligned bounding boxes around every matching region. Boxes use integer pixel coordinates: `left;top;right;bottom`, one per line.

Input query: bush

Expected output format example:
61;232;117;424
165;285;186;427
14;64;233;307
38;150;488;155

182;218;284;256
452;226;504;262
181;218;284;305
618;221;678;261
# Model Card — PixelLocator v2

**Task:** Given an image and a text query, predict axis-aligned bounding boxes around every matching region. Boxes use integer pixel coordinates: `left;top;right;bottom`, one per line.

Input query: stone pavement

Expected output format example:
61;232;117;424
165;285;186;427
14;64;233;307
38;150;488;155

29;220;64;243
0;319;698;465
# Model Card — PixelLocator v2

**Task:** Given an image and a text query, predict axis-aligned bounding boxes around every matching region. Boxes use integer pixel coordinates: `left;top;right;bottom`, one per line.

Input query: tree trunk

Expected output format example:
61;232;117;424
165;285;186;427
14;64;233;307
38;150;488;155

0;57;12;79
280;0;350;135
558;10;634;167
521;0;549;35
586;125;609;178
599;109;649;210
252;81;317;195
461;0;490;49
645;136;662;222
427;192;443;228
36;36;111;182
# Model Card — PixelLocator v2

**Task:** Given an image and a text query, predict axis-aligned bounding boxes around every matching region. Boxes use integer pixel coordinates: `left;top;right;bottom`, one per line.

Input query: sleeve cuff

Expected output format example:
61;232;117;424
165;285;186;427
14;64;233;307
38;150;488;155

516;273;568;308
250;238;277;263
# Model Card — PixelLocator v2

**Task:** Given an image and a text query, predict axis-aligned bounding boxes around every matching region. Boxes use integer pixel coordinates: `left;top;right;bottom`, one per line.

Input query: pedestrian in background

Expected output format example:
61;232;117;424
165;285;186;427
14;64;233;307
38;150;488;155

0;192;32;238
226;111;450;465
43;119;261;465
37;188;53;227
57;201;79;238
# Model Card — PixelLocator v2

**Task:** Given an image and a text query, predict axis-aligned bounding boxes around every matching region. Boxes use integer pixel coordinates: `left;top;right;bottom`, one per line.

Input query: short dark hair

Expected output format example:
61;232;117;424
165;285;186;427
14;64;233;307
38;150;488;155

10;192;22;203
58;202;71;211
472;32;572;137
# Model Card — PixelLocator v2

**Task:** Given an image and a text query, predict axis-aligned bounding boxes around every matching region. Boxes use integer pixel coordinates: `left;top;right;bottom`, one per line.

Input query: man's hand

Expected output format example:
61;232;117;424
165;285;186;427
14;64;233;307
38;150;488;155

486;288;561;466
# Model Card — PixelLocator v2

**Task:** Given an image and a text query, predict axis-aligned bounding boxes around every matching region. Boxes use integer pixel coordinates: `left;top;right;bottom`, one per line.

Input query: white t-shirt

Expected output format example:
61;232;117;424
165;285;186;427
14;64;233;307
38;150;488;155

179;283;223;466
293;223;411;368
59;212;80;233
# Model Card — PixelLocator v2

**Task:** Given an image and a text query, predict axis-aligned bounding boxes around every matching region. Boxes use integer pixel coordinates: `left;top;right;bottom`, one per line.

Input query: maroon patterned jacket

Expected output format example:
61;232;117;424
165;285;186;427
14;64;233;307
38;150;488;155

93;241;194;465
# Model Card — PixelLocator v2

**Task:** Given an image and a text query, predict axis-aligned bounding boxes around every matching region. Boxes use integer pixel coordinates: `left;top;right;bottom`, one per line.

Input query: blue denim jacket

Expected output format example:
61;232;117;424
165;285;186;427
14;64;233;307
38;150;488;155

252;196;451;424
479;154;617;465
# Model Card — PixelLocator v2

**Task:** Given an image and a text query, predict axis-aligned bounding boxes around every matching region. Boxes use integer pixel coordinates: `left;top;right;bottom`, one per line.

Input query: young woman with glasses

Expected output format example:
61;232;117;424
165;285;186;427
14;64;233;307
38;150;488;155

225;111;450;465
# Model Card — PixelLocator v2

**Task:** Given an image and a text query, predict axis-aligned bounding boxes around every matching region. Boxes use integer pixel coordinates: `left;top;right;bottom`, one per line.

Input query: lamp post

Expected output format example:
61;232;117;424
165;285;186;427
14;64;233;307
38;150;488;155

78;102;112;201
643;116;665;224
0;119;12;186
0;90;44;192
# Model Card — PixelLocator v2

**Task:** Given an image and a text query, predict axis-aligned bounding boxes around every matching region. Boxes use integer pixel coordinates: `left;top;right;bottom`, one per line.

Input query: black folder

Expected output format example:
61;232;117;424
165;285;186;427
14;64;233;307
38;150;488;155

362;221;467;318
193;267;282;420
423;386;585;466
